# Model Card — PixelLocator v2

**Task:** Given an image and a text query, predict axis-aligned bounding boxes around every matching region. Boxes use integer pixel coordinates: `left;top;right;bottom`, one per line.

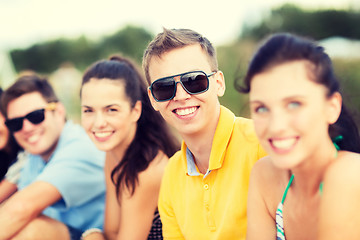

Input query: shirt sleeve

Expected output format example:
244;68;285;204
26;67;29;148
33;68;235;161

36;144;105;210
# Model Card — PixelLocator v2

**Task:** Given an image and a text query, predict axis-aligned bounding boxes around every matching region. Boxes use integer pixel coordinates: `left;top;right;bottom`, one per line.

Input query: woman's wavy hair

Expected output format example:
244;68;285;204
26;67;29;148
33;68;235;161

81;55;180;196
237;33;360;153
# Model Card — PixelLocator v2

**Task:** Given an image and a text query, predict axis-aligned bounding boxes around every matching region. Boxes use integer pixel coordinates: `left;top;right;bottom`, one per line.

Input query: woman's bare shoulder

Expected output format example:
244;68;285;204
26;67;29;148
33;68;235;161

319;151;360;239
252;156;286;180
325;151;360;181
138;151;169;185
248;156;290;220
251;156;290;200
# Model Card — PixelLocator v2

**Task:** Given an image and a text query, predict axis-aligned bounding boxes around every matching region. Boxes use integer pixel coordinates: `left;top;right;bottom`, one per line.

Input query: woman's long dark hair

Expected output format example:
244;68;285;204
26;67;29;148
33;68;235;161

0;88;22;180
237;33;360;153
82;55;180;197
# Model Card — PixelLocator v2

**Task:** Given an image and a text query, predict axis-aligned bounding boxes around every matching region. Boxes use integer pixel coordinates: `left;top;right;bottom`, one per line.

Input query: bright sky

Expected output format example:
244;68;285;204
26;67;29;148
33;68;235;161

0;0;358;51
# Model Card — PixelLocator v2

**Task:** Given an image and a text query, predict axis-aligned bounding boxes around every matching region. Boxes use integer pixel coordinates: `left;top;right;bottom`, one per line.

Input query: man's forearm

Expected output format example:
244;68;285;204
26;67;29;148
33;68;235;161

0;198;35;239
0;179;18;204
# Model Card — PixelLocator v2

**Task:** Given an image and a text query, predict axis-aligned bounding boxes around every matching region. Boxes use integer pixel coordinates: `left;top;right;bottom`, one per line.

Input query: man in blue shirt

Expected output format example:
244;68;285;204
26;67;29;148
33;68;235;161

0;74;105;240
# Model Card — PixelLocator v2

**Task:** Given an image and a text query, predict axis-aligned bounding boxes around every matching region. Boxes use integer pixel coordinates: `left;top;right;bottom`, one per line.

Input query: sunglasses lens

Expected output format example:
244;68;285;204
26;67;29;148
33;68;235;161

151;71;211;102
151;78;176;101
5;109;45;132
5;118;23;132
182;72;209;94
27;109;45;124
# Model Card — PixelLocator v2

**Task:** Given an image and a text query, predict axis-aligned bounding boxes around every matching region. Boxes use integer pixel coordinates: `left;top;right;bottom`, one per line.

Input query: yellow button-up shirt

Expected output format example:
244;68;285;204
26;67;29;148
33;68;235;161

158;106;267;240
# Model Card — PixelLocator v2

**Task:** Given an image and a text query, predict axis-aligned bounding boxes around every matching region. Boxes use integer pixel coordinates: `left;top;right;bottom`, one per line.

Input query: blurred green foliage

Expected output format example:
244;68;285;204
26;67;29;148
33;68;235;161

10;25;153;73
333;59;360;125
218;40;257;118
241;4;360;41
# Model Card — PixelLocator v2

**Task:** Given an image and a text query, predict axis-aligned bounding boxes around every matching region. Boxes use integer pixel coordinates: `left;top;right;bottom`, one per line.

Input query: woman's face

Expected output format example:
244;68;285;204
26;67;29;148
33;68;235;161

0;112;10;150
81;78;141;152
249;60;340;169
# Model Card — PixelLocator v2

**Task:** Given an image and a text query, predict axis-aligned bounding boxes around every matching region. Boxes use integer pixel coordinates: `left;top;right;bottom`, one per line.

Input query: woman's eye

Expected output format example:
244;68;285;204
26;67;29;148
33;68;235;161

288;102;301;109
255;106;268;113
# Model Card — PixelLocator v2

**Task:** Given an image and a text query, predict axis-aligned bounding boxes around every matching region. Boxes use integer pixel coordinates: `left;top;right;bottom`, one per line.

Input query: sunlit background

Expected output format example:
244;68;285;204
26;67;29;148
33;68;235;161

0;0;358;49
1;0;359;125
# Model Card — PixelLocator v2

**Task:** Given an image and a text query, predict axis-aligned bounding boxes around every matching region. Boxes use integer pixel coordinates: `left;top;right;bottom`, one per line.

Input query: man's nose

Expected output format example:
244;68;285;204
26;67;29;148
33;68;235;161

173;77;191;101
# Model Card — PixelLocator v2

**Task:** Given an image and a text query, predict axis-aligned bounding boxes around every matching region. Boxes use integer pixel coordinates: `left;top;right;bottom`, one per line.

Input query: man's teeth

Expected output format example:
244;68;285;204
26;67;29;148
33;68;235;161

176;107;197;116
94;132;112;138
28;134;40;143
272;138;296;149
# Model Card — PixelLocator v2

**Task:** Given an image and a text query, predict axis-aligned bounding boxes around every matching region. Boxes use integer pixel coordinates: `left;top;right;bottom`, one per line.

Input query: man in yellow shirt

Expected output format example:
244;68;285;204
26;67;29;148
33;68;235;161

142;28;266;239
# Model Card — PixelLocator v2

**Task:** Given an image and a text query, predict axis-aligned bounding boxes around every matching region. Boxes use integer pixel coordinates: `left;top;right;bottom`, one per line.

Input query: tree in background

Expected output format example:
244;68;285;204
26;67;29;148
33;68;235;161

98;25;154;62
10;25;153;74
241;4;360;41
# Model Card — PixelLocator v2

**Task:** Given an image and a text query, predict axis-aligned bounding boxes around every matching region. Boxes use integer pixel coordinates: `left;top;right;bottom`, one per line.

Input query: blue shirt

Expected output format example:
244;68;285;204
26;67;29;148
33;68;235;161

18;121;106;231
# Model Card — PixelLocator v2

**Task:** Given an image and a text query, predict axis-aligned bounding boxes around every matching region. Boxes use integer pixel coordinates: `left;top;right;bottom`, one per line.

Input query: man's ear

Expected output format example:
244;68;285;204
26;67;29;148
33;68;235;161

147;88;159;111
52;102;67;121
214;71;226;97
47;102;66;121
326;92;342;124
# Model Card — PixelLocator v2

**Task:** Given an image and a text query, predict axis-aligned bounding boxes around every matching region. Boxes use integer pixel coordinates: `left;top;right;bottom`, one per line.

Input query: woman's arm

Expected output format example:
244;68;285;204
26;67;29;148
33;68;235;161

318;152;360;240
83;154;119;240
247;157;277;240
114;153;167;240
84;152;167;240
102;155;122;240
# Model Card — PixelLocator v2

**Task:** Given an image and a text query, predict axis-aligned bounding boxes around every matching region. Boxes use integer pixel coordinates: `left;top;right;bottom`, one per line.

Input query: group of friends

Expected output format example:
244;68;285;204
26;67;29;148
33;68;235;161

0;28;359;240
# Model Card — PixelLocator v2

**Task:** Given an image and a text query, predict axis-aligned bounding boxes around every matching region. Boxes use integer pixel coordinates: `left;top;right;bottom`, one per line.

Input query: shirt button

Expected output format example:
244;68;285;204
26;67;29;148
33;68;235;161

204;184;209;190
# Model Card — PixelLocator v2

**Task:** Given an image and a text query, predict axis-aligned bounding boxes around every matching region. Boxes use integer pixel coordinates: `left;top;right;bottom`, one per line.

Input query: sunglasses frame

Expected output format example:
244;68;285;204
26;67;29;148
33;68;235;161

149;70;216;102
5;102;57;132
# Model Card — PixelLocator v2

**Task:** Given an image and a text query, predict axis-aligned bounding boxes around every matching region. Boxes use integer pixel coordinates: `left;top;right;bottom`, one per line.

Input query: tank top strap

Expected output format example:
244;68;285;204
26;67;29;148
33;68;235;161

281;174;294;204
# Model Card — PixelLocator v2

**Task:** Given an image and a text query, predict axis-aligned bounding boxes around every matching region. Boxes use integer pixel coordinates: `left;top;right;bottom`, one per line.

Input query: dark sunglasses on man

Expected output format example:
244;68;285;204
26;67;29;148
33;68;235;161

149;70;216;102
5;102;57;132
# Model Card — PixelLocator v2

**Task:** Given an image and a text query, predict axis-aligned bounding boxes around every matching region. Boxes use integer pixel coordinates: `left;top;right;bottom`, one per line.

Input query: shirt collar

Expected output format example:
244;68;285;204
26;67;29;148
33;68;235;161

183;106;236;176
186;147;211;178
186;147;200;176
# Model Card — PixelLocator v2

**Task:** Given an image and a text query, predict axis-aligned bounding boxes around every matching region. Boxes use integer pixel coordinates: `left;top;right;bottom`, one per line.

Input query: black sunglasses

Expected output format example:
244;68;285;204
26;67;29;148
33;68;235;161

149;70;216;102
5;103;57;132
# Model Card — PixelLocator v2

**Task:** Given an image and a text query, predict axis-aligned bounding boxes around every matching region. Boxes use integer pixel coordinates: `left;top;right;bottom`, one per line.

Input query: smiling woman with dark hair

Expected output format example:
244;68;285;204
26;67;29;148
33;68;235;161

241;33;360;240
80;55;179;240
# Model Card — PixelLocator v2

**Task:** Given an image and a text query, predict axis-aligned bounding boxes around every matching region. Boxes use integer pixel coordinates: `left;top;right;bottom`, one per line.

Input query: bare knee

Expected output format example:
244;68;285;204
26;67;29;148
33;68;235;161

12;215;70;240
